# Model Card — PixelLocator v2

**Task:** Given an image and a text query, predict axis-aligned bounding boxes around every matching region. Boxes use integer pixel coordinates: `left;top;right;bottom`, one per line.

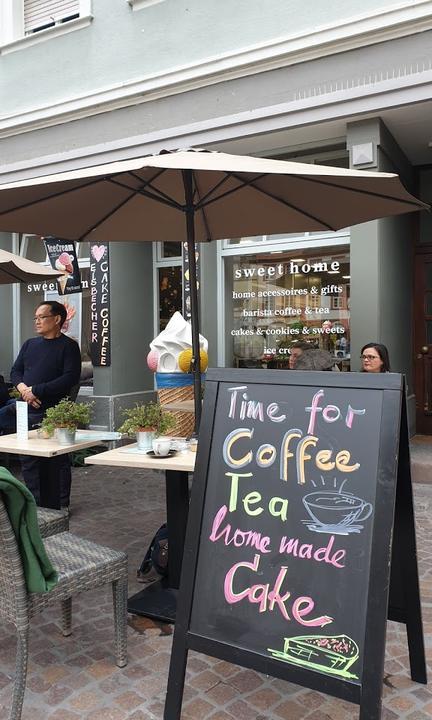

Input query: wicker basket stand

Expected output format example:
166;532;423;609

157;383;195;438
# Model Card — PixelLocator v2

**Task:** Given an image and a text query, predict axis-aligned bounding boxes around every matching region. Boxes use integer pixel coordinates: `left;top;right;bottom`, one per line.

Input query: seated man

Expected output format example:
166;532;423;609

10;301;81;509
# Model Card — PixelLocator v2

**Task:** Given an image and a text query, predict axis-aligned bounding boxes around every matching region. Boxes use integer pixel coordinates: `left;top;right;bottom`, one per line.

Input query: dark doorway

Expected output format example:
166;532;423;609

414;250;432;434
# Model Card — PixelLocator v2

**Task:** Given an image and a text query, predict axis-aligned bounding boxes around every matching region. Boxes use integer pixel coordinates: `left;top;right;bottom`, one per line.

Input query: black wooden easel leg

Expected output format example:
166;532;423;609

166;470;190;588
164;629;189;720
388;392;427;684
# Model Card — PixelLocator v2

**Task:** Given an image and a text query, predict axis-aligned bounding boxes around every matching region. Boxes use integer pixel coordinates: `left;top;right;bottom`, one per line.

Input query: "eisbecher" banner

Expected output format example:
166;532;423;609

90;244;111;367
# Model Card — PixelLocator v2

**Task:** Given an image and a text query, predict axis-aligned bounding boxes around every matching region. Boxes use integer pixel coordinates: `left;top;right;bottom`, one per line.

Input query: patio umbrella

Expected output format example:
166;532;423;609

0;248;63;285
0;148;427;429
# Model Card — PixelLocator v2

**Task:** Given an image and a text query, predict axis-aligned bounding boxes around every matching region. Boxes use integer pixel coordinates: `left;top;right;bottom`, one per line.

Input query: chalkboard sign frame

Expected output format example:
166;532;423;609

165;369;425;720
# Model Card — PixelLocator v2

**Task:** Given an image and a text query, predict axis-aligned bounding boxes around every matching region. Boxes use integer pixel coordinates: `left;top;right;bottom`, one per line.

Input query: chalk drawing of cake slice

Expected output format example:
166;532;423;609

268;634;359;679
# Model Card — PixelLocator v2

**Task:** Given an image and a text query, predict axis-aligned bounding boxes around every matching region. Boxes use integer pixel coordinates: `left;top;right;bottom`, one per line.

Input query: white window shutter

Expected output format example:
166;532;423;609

24;0;79;33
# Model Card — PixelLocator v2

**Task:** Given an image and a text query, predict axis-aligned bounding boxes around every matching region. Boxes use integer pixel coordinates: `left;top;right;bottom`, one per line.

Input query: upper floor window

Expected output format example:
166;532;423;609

24;0;79;35
0;0;92;53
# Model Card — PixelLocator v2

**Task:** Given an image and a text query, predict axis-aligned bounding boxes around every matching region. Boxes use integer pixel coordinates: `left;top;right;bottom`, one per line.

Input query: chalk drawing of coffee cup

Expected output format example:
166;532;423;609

302;491;372;535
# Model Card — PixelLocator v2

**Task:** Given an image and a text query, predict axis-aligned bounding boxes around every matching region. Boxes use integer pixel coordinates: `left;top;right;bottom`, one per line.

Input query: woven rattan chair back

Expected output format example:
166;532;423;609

36;507;69;538
0;494;127;720
0;495;29;630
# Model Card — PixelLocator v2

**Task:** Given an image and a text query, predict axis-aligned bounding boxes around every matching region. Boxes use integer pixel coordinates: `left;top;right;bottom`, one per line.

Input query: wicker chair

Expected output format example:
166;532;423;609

0;495;128;720
36;506;69;538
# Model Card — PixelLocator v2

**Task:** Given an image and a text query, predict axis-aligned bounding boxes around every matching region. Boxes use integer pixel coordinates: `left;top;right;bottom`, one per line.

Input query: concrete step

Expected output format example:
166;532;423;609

411;435;432;484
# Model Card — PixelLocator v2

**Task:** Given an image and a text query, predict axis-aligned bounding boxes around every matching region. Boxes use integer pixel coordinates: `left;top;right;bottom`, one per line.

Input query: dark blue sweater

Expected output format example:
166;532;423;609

11;335;81;413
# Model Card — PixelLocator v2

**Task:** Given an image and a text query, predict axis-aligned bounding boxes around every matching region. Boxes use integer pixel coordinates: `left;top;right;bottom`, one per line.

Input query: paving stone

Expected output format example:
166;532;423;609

274;698;313;720
204;681;240;705
245;686;282;711
181;696;217;718
1;466;432;720
113;690;147;710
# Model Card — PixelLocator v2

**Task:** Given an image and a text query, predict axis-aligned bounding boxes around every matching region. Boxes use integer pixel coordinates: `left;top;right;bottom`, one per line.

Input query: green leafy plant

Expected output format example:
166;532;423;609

40;399;93;436
117;402;176;437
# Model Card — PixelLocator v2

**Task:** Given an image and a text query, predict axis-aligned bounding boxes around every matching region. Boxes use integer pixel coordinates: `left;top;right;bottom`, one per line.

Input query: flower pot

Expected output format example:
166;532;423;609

136;430;155;452
57;427;76;445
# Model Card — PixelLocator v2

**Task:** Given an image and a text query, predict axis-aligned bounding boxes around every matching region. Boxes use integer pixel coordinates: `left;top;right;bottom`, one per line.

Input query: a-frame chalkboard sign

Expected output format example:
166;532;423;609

165;369;426;720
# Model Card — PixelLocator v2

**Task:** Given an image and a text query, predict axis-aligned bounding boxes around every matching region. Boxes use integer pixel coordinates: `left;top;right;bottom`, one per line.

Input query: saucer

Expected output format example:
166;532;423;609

303;521;363;535
146;449;177;458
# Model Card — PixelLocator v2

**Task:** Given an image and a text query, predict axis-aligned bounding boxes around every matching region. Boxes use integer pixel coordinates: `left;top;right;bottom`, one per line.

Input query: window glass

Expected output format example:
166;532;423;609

158;267;183;331
228;246;350;370
161;242;182;258
24;0;79;35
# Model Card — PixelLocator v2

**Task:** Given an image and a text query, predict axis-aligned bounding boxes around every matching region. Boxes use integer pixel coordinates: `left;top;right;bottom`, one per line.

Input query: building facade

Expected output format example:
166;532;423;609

1;0;431;432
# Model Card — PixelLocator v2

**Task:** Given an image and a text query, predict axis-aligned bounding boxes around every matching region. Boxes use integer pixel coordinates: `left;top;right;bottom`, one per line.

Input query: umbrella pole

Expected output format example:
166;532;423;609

183;170;202;434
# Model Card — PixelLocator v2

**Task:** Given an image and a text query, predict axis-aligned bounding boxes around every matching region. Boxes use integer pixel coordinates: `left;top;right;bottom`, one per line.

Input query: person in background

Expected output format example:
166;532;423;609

10;300;81;509
295;348;334;371
288;341;312;369
0;375;17;434
360;342;391;373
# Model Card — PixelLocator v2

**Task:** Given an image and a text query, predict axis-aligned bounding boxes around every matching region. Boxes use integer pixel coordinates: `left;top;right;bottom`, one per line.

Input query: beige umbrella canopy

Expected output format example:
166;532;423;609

0;148;427;428
0;248;63;285
0;149;427;241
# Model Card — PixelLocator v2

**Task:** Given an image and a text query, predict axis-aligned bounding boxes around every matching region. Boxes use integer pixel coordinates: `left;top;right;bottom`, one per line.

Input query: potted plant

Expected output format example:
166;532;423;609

40;398;93;445
117;401;176;451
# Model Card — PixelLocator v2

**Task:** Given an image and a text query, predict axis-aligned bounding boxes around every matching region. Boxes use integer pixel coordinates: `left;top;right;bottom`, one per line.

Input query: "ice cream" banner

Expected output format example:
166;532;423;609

89;243;111;367
43;237;82;295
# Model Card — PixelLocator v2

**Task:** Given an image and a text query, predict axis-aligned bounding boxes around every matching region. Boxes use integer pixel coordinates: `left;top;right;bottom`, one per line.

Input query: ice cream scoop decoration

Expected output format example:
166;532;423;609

55;252;74;274
149;312;208;373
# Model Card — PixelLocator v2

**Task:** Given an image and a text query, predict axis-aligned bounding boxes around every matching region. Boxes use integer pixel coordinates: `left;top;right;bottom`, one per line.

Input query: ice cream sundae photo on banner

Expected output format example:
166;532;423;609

147;312;208;437
43;236;82;295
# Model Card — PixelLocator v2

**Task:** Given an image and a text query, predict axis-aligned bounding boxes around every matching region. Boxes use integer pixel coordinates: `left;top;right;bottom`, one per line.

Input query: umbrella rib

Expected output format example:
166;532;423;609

195;173;237;206
195;173;268;210
77;188;140;241
108;176;184;212
127;170;184;209
78;172;184;240
192;172;213;242
0;177;105;217
197;173;335;230
292;174;425;209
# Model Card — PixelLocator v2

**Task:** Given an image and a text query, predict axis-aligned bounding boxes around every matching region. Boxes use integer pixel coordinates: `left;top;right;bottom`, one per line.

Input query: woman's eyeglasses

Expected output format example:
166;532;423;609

360;354;380;361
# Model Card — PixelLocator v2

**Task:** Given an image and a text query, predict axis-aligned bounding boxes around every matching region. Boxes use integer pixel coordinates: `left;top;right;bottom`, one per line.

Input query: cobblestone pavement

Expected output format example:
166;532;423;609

0;459;431;720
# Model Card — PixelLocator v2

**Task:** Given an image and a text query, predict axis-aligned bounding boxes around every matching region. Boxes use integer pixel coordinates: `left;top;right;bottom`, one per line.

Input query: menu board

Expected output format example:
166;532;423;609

165;369;425;720
190;378;379;680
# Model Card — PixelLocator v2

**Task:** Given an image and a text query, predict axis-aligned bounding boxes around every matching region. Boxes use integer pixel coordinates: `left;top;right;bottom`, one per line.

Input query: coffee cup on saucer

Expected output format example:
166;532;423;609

152;438;172;456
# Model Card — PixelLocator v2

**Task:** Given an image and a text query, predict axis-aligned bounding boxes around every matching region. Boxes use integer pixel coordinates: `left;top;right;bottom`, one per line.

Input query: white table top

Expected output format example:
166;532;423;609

85;444;196;472
0;429;104;457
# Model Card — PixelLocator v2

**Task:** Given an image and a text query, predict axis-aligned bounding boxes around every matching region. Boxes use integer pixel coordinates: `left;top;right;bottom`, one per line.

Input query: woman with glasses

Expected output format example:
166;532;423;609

360;343;391;373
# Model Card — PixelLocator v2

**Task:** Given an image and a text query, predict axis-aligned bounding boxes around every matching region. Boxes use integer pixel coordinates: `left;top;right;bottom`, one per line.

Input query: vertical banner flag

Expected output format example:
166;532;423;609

43;237;82;295
182;241;200;322
90;244;111;367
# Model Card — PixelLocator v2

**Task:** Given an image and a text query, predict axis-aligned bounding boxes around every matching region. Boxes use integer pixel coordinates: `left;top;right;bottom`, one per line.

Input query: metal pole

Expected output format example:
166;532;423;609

183;170;202;433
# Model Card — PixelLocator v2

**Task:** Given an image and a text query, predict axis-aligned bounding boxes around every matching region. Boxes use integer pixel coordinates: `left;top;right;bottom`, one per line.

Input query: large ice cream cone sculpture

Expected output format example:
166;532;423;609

147;312;208;437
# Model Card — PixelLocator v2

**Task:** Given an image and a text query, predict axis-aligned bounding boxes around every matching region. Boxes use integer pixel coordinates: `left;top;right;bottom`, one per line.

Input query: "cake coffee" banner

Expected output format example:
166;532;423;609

89;244;111;367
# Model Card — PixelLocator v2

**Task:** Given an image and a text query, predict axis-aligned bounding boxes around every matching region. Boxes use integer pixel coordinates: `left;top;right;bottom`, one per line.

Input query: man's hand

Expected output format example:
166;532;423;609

18;384;41;409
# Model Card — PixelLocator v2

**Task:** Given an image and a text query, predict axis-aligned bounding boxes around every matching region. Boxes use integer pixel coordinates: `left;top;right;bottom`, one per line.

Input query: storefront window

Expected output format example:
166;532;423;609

229;246;350;370
158;266;183;330
161;242;182;258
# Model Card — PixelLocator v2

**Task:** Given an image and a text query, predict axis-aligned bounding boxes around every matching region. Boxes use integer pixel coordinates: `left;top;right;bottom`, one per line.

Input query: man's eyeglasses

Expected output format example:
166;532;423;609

33;315;54;322
360;354;380;361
